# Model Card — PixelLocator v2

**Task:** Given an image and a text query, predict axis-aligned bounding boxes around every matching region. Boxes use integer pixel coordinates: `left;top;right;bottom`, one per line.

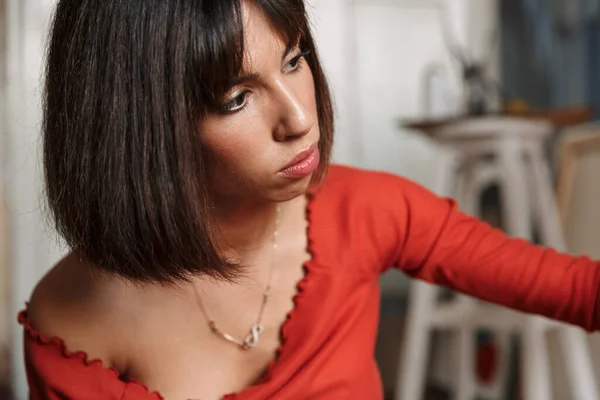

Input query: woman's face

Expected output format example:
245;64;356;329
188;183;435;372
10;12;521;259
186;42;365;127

199;2;320;205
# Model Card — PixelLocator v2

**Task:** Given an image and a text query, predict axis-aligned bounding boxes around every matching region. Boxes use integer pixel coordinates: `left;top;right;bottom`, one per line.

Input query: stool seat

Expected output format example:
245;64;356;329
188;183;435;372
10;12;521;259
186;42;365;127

396;117;597;400
423;116;554;141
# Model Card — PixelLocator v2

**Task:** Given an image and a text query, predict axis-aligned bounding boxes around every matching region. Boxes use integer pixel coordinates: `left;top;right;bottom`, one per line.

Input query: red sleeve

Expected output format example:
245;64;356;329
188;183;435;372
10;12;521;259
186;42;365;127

379;174;600;332
18;311;160;400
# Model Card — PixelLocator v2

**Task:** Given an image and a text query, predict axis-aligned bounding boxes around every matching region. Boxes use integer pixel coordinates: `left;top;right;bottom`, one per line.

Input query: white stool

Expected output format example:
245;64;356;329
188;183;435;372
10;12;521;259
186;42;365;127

395;117;598;400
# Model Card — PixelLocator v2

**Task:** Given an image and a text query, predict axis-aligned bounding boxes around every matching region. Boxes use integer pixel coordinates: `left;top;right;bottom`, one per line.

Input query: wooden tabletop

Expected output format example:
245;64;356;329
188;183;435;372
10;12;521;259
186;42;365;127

401;105;593;133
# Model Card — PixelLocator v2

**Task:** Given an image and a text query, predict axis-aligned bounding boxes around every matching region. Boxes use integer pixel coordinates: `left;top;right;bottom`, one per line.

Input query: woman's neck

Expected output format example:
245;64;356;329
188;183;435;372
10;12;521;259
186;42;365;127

214;200;282;256
211;194;307;266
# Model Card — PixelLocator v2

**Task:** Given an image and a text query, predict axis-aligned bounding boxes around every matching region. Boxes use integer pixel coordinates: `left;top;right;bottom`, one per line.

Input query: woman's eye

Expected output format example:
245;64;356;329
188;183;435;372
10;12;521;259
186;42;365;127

220;90;250;114
283;50;310;73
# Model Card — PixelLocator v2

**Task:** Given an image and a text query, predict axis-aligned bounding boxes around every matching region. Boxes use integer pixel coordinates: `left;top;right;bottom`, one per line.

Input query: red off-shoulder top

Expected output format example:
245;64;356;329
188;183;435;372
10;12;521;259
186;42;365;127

19;165;600;399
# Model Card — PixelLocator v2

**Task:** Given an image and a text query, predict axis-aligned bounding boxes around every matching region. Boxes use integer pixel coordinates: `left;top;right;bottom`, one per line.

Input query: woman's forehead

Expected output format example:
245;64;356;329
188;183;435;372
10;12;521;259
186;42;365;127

239;2;297;72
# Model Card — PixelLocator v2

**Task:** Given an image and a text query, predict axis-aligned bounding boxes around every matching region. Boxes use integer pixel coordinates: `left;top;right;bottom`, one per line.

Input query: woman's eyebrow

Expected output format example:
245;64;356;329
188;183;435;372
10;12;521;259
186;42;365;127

231;43;299;86
231;72;260;86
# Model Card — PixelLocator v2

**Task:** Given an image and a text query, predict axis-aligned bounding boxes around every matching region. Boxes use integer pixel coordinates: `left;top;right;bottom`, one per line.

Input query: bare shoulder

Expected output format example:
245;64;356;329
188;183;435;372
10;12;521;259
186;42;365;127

27;253;130;370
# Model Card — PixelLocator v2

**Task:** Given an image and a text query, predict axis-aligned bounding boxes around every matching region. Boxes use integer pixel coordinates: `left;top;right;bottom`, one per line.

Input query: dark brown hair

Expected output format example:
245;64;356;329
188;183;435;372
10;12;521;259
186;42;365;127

43;0;333;283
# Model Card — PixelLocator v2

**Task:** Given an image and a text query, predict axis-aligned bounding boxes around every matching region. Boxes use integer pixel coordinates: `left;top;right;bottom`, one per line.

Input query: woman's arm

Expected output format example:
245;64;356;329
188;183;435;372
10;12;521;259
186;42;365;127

381;175;600;331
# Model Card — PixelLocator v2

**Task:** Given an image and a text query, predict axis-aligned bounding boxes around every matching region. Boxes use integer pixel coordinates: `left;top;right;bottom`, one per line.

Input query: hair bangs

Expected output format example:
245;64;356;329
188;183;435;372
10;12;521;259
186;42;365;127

257;0;308;54
190;0;309;112
187;1;245;112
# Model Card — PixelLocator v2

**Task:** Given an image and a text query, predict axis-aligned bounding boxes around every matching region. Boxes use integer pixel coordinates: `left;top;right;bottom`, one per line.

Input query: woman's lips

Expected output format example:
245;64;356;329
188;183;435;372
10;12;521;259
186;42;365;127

279;144;320;179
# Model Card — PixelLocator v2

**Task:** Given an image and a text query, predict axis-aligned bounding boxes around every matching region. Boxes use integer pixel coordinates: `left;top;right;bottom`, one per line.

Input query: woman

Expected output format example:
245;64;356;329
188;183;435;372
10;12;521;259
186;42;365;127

20;0;600;399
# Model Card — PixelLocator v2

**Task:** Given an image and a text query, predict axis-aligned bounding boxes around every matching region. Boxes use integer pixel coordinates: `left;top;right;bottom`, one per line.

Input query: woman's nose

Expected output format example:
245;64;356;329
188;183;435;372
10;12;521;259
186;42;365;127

272;81;314;142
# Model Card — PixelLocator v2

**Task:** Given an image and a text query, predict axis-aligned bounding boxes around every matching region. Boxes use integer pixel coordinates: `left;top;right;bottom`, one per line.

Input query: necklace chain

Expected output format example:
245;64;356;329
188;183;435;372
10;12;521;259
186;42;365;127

195;205;281;350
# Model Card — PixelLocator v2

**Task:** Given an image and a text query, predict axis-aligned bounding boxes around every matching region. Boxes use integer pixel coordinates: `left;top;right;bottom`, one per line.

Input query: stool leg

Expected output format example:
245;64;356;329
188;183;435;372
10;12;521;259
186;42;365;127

558;328;598;400
456;162;479;216
499;138;549;399
456;159;511;400
526;143;567;250
522;318;552;400
453;158;507;400
454;327;477;400
454;164;480;400
497;137;532;240
395;282;438;400
449;160;480;400
527;142;598;400
490;332;512;399
426;147;465;397
431;147;461;198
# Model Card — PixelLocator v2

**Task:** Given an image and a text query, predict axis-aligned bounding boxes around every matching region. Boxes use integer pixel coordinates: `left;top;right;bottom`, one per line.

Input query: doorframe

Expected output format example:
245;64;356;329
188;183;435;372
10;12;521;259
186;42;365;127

0;0;11;393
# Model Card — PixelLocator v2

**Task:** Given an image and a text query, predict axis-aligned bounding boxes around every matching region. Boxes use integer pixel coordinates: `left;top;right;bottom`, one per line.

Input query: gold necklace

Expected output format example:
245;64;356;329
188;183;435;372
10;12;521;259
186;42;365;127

194;205;281;350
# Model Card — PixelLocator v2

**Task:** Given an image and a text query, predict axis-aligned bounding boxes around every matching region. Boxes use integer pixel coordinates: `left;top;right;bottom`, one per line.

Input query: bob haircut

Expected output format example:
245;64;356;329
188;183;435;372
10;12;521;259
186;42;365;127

43;0;334;283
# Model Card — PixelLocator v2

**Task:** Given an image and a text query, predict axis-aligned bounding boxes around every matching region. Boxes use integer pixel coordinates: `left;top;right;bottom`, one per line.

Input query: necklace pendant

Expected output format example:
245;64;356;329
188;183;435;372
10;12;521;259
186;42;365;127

243;323;265;350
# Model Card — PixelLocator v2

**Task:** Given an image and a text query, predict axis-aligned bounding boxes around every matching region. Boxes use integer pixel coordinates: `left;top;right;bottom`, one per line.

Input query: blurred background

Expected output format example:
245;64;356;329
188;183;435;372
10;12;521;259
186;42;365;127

1;0;600;399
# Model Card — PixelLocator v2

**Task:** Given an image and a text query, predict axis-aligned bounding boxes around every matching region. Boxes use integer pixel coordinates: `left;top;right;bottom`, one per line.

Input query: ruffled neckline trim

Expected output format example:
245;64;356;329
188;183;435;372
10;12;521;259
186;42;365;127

18;309;164;399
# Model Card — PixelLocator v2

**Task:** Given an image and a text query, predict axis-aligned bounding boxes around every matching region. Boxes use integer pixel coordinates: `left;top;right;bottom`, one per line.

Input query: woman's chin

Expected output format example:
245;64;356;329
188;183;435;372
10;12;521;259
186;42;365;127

272;174;313;201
